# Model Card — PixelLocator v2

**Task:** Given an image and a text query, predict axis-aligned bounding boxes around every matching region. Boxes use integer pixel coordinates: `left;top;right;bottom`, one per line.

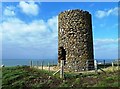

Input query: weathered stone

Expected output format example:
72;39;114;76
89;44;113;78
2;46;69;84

58;9;94;71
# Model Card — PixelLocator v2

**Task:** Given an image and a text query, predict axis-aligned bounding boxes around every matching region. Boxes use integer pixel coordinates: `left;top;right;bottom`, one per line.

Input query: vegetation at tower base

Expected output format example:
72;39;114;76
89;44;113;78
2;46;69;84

58;9;94;71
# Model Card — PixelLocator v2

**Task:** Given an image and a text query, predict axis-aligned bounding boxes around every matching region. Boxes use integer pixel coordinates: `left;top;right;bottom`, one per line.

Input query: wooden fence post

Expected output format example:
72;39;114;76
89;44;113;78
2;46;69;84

30;60;32;68
112;62;114;71
117;59;119;67
103;60;105;68
94;60;97;73
48;62;50;72
60;60;64;79
41;61;43;70
53;60;54;66
37;61;39;68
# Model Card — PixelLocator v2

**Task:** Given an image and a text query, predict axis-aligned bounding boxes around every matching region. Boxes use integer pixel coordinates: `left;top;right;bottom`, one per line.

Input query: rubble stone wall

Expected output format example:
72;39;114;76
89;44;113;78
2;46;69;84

58;9;94;71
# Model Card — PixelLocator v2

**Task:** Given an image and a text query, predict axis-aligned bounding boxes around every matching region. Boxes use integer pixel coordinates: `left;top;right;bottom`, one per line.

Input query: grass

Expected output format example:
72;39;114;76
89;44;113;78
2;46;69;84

2;66;62;89
2;66;120;89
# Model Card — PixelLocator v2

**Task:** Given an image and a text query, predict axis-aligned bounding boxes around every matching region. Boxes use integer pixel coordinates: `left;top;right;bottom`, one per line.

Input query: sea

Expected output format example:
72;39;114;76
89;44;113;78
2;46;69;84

1;59;117;67
2;59;58;67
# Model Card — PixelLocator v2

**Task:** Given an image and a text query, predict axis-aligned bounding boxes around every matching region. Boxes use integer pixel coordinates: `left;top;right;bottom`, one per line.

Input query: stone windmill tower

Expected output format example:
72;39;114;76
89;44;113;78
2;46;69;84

58;9;94;71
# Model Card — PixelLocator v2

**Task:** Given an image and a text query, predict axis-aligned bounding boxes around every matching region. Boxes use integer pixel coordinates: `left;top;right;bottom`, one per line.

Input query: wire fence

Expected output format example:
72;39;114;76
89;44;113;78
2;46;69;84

1;59;119;80
30;59;119;73
2;59;119;72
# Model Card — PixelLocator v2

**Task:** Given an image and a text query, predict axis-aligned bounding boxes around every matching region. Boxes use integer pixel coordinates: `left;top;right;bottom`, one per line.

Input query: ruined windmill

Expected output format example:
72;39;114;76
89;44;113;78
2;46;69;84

58;9;94;71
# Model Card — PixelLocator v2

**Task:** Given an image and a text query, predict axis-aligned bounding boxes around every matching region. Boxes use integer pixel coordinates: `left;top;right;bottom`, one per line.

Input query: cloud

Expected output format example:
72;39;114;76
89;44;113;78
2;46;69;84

94;46;118;59
1;15;58;50
19;1;39;16
3;6;15;16
1;15;58;59
0;30;2;47
94;38;118;49
0;2;2;19
95;7;118;18
94;38;118;59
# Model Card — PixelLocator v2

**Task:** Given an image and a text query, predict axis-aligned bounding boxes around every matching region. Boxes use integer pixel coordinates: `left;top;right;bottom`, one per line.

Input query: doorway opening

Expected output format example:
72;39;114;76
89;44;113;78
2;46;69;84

58;46;66;64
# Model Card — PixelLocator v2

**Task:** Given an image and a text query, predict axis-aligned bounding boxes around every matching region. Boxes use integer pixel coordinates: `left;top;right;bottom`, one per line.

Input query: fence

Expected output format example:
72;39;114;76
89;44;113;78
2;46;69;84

30;60;58;71
2;59;119;79
30;59;119;73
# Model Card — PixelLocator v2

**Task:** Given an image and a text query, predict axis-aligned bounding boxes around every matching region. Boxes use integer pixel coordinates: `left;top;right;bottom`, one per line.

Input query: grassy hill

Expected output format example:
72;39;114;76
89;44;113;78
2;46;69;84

2;66;119;89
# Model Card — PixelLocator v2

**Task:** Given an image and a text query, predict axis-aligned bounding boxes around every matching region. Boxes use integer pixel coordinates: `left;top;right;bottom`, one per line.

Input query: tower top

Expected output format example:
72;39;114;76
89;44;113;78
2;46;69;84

59;9;91;15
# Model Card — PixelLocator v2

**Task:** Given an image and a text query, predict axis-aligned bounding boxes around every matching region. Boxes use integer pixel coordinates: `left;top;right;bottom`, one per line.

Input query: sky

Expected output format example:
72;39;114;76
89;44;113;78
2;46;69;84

0;1;119;60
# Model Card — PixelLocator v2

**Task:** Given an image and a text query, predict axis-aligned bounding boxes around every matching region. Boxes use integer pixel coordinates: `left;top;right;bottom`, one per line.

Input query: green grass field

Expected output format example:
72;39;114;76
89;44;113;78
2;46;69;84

2;66;119;89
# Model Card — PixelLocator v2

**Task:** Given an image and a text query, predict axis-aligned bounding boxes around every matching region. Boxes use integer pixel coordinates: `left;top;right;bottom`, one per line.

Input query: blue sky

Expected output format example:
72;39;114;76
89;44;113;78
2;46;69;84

1;1;119;60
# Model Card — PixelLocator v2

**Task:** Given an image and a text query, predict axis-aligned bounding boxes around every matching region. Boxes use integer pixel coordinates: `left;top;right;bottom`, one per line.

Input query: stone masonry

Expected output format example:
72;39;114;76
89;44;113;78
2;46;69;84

58;9;94;71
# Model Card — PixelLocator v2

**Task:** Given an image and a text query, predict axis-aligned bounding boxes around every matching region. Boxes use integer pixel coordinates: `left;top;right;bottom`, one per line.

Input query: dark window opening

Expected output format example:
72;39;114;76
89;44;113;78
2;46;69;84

58;46;66;64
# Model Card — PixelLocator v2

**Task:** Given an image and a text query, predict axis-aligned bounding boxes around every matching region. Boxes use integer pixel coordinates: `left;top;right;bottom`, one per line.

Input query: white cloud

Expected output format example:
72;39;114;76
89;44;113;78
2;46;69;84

0;18;2;60
1;16;58;59
1;16;58;49
0;30;2;44
95;7;118;18
3;6;15;16
94;38;118;59
94;38;118;48
94;38;119;52
19;1;39;16
0;2;2;18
